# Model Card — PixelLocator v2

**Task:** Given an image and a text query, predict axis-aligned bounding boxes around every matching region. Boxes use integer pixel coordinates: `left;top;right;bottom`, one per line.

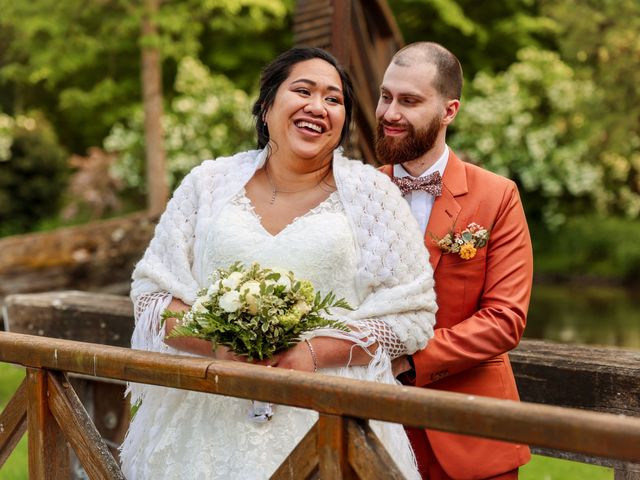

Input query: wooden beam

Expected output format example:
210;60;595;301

347;419;404;480
511;339;640;415
2;332;640;463
317;414;355;479
0;377;27;467
0;212;154;303
271;422;319;480
4;291;133;347
47;371;124;480
26;368;69;479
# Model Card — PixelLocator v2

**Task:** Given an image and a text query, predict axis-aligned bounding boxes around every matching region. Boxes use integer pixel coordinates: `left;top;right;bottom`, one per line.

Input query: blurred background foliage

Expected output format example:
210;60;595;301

0;0;638;284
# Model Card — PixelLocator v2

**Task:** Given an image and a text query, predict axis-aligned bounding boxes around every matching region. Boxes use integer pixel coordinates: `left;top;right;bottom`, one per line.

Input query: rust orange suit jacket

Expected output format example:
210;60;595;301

382;151;533;479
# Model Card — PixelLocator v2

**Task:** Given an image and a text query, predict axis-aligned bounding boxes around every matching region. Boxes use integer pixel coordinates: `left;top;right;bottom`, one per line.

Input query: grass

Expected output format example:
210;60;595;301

0;362;28;480
521;455;612;479
0;362;614;479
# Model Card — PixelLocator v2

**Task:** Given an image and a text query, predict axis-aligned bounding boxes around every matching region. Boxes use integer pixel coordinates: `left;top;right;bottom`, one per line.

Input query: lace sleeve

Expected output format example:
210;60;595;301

135;291;173;322
364;319;409;359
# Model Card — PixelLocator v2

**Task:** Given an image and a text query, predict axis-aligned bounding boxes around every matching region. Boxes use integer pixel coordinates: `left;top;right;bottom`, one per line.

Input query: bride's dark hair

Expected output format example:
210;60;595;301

252;47;355;149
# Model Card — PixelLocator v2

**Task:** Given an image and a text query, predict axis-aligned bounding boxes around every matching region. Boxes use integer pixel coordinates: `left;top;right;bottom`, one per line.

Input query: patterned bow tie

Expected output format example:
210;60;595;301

391;171;443;196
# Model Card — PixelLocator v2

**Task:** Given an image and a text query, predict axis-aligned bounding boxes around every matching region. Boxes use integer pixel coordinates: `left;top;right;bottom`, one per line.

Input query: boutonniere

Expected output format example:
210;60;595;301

431;222;490;260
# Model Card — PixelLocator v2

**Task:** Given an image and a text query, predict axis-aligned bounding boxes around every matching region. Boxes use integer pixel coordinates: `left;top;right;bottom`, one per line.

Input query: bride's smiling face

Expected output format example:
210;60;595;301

264;59;346;163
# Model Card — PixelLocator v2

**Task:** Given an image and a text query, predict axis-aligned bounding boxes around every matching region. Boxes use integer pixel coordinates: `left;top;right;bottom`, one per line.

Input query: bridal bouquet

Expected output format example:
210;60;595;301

162;262;351;361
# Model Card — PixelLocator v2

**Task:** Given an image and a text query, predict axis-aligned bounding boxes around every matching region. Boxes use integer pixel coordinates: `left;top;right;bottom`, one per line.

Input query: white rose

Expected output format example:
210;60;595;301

295;300;311;315
221;271;243;290
191;297;207;313
241;280;261;315
219;291;241;313
207;281;221;295
271;268;292;291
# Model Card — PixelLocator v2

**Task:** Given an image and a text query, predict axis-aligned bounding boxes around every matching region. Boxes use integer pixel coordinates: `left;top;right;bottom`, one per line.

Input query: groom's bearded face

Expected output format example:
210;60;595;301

375;114;442;165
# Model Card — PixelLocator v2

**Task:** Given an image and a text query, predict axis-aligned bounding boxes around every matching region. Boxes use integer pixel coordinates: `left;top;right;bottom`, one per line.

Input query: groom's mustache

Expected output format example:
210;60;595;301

379;120;411;130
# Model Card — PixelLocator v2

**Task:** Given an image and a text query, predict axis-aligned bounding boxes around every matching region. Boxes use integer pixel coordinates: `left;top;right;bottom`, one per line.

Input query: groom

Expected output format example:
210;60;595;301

376;42;533;479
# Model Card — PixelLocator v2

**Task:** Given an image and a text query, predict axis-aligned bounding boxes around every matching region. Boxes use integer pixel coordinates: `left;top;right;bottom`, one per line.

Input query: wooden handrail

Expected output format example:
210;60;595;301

1;331;639;464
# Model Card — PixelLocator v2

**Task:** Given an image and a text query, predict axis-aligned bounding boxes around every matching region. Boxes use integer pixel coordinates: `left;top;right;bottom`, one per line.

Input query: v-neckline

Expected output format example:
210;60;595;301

238;189;339;238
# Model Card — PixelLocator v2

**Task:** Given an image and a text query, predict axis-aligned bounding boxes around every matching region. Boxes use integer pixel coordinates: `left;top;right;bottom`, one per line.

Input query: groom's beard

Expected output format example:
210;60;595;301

375;115;441;165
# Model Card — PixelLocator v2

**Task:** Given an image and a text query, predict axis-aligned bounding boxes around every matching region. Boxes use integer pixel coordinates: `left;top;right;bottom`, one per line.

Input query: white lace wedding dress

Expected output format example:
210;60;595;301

120;190;421;479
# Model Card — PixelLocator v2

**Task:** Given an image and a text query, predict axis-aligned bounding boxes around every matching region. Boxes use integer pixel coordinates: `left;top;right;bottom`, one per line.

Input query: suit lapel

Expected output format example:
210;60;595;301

425;151;468;271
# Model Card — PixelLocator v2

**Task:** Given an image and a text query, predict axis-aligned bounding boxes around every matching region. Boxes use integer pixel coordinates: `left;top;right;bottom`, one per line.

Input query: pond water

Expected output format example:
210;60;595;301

525;283;640;349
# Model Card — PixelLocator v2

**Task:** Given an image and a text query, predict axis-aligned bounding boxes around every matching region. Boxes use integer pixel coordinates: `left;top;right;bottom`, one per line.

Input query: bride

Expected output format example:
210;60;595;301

120;47;437;479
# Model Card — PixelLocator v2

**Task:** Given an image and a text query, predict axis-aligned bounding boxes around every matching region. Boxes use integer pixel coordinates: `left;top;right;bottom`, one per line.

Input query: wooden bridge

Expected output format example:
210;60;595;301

1;1;639;479
1;291;640;479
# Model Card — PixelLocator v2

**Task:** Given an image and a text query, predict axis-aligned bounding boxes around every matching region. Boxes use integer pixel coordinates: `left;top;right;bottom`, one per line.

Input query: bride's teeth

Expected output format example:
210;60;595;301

296;121;322;133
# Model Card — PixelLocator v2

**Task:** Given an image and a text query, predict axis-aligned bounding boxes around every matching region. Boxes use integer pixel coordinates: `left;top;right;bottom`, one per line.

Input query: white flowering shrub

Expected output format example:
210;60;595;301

104;56;255;193
451;47;605;227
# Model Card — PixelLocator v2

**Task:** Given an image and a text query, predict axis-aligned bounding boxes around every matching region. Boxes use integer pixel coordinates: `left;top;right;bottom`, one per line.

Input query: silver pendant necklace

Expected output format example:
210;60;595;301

264;161;332;205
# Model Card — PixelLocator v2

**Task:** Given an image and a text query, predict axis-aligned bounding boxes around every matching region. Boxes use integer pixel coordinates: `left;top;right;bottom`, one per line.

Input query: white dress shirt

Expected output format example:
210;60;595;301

393;145;449;235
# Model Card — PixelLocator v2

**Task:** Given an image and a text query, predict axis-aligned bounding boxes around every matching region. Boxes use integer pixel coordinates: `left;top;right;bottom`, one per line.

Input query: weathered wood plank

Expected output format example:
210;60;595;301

271;421;319;480
26;368;70;479
0;212;154;320
616;470;640;480
347;419;405;480
292;15;333;34
4;291;133;347
317;414;355;479
47;371;124;480
294;0;330;15
0;376;27;467
2;332;640;463
331;0;351;66
511;339;640;415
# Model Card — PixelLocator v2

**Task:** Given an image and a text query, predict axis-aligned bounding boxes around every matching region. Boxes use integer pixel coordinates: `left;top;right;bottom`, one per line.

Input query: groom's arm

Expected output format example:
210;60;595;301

403;182;533;387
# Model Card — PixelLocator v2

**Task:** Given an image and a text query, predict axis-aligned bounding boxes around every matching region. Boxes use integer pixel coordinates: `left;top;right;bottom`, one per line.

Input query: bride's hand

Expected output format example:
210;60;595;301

274;341;316;372
213;346;280;367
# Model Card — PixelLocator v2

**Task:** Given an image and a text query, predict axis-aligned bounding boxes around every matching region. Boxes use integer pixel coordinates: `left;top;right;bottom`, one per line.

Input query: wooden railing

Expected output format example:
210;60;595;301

1;330;640;479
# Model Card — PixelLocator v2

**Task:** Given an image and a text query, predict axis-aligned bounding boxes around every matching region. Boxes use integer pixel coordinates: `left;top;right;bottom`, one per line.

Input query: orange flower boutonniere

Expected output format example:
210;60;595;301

432;223;490;260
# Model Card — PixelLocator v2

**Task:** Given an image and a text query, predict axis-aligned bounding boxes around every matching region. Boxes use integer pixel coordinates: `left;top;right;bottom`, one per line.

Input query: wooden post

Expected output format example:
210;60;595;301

331;0;351;66
26;368;69;479
46;371;124;479
347;419;405;480
271;423;319;479
141;0;168;216
317;414;356;479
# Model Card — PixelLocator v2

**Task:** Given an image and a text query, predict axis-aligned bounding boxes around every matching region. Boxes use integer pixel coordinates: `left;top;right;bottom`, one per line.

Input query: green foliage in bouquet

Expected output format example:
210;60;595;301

162;263;351;360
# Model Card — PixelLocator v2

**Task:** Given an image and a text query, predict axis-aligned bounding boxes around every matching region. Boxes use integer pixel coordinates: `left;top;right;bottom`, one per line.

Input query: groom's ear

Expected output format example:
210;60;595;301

442;99;460;126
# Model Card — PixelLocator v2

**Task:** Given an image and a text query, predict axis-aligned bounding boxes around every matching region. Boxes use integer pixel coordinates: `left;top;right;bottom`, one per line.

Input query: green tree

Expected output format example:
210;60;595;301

0;0;292;154
541;0;640;218
388;0;558;77
104;56;255;196
451;47;599;227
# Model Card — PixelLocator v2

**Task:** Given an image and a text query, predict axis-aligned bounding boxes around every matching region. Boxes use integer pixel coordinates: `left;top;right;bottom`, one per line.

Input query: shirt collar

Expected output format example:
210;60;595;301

394;145;449;179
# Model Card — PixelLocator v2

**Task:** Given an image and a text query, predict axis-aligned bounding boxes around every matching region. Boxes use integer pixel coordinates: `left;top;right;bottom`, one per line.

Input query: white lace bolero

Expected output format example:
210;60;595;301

130;148;437;355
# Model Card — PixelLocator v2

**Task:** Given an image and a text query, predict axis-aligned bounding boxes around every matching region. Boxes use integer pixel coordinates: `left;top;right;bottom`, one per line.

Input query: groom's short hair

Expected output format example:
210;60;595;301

392;42;463;101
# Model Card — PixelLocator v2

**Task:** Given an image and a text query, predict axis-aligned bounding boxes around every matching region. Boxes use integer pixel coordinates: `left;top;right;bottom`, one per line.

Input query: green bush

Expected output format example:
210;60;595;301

532;215;640;283
451;47;599;228
0;114;69;236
